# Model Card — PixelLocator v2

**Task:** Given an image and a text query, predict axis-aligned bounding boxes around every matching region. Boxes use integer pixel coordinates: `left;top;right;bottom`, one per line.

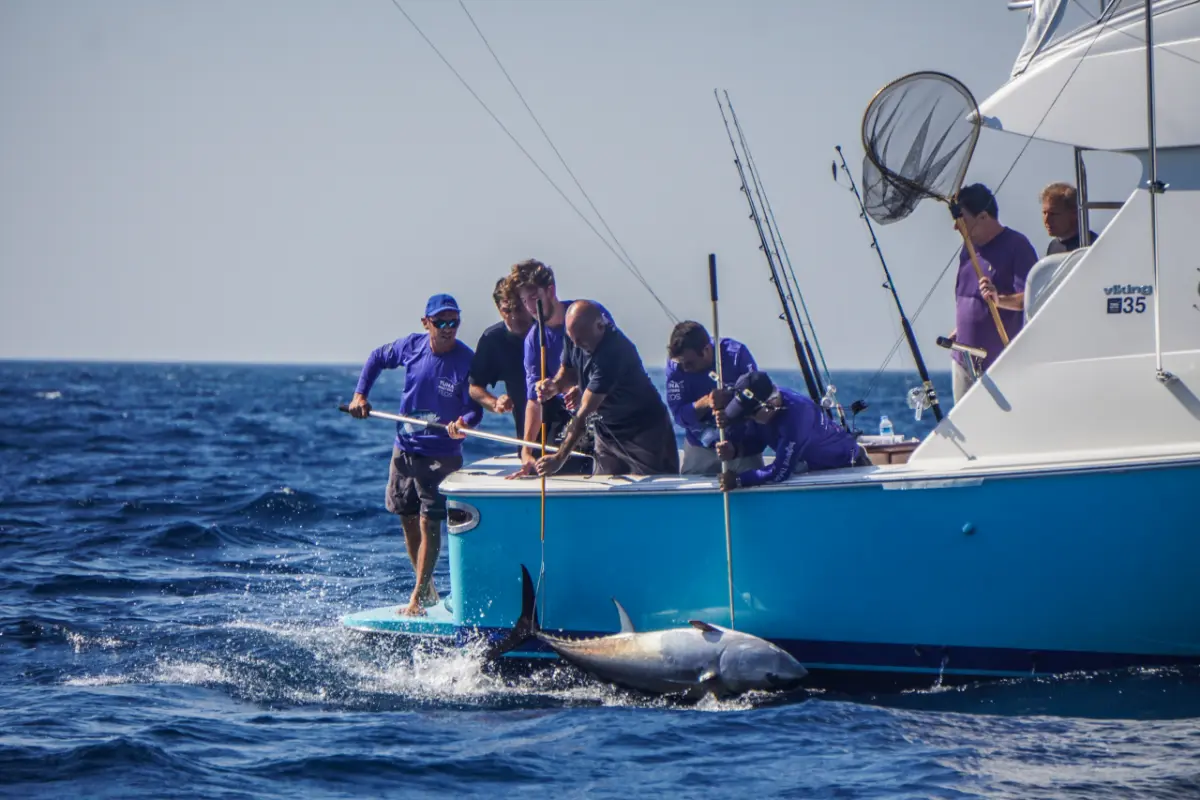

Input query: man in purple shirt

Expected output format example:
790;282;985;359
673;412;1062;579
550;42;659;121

948;184;1039;403
715;371;869;491
665;320;766;475
507;259;610;478
348;293;482;617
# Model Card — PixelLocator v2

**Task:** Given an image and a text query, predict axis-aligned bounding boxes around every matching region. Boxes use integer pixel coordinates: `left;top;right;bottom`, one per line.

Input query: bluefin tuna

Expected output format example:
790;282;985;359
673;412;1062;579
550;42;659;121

488;566;808;698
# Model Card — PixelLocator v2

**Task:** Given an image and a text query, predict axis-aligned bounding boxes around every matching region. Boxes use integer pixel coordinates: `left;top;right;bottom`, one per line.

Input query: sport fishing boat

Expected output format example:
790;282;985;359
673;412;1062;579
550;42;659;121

344;0;1200;691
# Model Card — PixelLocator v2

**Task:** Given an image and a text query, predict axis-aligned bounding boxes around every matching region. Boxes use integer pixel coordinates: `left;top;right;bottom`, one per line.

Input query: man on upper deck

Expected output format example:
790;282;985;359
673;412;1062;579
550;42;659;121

348;293;482;616
947;183;1039;403
1041;182;1098;256
716;371;869;492
535;301;679;477
665;320;765;475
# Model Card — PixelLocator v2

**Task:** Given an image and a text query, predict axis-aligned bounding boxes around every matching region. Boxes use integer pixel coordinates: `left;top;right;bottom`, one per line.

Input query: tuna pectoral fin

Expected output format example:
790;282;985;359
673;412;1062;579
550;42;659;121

483;564;540;660
688;620;719;633
698;669;719;683
612;598;636;634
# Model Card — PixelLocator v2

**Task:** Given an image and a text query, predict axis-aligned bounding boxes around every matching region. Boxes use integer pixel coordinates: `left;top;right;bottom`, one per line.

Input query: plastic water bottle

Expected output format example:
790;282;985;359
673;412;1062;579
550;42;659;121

879;415;894;440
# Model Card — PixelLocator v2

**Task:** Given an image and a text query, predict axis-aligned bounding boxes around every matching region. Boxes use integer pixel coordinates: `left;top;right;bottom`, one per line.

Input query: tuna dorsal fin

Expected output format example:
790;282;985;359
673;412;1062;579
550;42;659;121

612;598;636;633
689;620;719;633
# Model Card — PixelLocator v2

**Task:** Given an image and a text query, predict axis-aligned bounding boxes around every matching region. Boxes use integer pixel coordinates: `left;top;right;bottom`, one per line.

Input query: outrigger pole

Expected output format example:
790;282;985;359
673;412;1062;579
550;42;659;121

833;145;943;422
709;253;736;630
715;90;823;407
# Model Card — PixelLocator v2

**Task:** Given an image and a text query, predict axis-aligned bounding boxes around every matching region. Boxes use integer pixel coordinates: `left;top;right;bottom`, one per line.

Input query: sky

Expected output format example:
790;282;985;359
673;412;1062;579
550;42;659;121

0;0;1141;371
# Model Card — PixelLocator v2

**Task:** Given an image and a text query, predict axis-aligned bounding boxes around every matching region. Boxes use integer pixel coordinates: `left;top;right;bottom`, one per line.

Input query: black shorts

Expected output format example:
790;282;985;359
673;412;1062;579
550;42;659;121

385;447;463;521
592;413;680;476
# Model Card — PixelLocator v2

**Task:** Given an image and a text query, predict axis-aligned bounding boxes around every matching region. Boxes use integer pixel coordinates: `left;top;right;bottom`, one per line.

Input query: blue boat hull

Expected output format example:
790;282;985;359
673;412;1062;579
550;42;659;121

345;459;1200;691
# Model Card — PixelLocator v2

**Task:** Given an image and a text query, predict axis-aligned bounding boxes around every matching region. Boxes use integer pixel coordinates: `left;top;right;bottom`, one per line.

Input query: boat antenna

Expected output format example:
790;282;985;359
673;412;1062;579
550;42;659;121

714;89;823;406
833;145;943;423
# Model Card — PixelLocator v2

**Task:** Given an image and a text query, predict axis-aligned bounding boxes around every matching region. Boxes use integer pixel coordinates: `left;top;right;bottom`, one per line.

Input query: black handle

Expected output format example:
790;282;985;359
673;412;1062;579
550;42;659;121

338;404;350;413
708;253;718;303
935;336;954;350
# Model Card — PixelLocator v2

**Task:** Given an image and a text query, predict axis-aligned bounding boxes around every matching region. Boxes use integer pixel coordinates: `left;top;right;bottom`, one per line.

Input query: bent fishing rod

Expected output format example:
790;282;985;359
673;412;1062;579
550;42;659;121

337;405;590;457
833;145;943;423
714;89;823;406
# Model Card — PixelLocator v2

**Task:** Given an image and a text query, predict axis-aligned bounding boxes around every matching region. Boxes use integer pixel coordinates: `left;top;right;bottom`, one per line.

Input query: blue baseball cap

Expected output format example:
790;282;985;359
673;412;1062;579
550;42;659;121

723;371;777;421
424;293;461;318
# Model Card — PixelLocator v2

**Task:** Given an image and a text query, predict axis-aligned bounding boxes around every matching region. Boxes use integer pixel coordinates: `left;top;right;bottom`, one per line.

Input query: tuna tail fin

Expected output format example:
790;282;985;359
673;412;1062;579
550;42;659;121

483;564;540;660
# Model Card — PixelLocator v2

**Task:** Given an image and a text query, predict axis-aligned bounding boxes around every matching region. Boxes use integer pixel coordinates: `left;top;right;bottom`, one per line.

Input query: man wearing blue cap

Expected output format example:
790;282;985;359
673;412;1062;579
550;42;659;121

715;371;869;491
348;293;483;616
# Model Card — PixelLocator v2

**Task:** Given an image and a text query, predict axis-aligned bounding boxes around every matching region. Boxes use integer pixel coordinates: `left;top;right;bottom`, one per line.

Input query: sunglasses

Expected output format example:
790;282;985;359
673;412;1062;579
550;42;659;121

429;318;460;330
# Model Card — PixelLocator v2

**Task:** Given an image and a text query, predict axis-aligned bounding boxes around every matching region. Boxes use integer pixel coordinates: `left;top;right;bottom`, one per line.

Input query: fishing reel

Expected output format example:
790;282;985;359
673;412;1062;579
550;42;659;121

820;383;838;411
907;386;933;422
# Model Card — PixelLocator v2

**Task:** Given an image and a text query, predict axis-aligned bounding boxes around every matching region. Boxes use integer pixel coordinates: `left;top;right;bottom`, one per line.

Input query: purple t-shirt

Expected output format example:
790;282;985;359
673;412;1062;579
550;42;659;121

954;227;1038;371
355;333;483;457
665;337;764;454
739;388;859;487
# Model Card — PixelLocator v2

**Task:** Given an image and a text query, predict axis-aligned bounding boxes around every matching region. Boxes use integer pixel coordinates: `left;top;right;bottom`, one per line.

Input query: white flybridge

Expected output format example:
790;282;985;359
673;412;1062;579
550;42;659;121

343;0;1200;692
914;0;1200;467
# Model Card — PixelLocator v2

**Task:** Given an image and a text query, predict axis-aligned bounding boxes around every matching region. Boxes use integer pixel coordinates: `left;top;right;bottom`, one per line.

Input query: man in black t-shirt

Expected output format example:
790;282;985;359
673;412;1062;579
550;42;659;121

534;300;679;477
469;277;533;447
1041;182;1098;255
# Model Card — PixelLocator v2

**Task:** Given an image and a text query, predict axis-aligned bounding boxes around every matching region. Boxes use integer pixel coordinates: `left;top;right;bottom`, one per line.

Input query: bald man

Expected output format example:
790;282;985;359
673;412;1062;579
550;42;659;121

534;300;680;477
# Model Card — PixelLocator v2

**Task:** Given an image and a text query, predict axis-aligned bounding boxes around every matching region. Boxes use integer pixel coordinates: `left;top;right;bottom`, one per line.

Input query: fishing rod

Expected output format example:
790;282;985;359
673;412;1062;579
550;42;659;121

832;145;943;423
714;90;822;405
724;91;847;428
337;405;589;457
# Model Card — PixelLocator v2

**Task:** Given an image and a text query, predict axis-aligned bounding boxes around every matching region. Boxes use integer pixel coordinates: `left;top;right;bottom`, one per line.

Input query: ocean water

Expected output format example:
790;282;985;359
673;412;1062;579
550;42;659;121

2;361;1199;799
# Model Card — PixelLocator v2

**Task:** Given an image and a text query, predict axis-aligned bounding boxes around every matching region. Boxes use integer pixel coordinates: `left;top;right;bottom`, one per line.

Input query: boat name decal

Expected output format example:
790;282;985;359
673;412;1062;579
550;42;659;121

1105;283;1152;314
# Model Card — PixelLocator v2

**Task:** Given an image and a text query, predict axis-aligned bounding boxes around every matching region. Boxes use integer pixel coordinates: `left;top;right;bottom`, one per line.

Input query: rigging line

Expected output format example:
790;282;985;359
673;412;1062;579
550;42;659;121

861;11;1116;400
1070;0;1200;67
727;95;834;384
387;0;678;322
457;0;667;318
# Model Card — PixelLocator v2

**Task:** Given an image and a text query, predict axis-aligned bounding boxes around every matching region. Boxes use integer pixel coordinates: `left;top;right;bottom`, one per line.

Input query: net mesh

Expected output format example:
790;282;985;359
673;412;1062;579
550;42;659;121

861;72;980;225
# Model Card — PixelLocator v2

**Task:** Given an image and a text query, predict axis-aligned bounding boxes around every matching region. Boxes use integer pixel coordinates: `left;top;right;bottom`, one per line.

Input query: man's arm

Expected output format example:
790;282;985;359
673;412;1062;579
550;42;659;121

980;278;1025;311
738;436;800;488
349;338;408;417
543;389;605;465
468;335;507;412
666;365;706;440
354;338;407;397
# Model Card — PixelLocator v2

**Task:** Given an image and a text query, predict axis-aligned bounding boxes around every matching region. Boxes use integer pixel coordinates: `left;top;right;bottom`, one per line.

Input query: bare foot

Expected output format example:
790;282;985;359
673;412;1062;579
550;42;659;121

397;600;426;617
420;586;440;608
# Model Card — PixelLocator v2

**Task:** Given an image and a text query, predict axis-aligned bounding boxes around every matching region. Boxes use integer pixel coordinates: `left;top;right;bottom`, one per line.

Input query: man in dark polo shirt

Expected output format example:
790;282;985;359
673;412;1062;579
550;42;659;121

469;276;533;448
534;300;679;477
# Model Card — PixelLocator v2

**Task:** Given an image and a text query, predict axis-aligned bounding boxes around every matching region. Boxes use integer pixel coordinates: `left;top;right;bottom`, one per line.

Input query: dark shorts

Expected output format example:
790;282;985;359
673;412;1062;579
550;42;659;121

592;413;681;476
386;447;463;521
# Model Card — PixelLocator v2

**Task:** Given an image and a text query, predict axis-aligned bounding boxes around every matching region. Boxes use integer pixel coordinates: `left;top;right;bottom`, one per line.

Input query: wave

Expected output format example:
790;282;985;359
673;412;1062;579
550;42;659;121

0;737;209;784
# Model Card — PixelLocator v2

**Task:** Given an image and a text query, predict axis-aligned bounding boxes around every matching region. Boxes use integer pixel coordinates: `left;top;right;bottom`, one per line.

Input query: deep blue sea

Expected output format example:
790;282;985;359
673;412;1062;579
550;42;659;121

3;361;1199;799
